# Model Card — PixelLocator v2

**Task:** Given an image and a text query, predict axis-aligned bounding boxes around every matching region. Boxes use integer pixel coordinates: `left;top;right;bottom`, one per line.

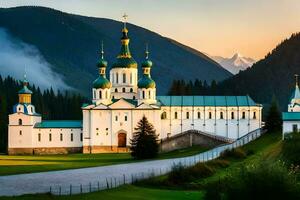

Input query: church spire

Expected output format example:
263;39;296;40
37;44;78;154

111;14;137;69
18;72;33;104
295;74;299;87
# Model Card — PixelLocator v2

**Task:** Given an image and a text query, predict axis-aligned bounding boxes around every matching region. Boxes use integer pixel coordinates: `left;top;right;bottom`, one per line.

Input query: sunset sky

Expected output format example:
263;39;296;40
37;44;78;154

1;0;300;59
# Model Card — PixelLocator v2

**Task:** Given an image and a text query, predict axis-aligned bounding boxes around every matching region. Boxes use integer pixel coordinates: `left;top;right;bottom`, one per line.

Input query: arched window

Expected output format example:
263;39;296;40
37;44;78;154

142;91;145;99
71;133;74;142
38;133;41;142
49;133;52;142
80;133;83;141
161;112;167;119
253;111;257;119
242;112;246;119
123;73;126;83
209;112;212;119
130;88;133;93
149;90;151;99
19;130;22;136
60;133;63;141
122;88;126;92
99;90;102;99
133;96;135;100
116;73;119;83
130;73;133;84
18;119;22;125
186;112;189;119
174;112;178;119
115;88;118;93
197;112;201;119
220;112;224;119
231;112;235;119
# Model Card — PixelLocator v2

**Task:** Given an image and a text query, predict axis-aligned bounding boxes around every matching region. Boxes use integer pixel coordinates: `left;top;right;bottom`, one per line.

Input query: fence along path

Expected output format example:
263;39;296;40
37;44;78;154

0;129;262;196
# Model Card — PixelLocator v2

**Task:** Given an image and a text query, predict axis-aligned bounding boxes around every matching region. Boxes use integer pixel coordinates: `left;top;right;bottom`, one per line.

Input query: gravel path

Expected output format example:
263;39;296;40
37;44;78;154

0;129;261;197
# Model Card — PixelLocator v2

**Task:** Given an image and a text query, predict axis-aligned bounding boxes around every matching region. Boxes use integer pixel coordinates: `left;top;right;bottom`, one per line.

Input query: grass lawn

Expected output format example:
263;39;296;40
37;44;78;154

0;185;204;200
0;145;207;176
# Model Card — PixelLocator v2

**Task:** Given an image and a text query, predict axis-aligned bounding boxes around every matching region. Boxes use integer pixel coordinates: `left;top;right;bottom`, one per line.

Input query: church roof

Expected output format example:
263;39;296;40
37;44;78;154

157;96;259;107
34;120;82;128
93;75;111;89
138;75;156;89
290;85;300;101
282;112;300;121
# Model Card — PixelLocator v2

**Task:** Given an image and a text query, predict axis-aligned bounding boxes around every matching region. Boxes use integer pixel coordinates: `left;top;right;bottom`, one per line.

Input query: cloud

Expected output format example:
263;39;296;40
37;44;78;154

0;28;71;91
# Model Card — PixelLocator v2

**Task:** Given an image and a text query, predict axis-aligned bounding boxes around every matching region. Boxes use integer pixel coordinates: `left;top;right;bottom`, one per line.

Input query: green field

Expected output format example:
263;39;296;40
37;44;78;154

0;185;203;200
0;145;207;176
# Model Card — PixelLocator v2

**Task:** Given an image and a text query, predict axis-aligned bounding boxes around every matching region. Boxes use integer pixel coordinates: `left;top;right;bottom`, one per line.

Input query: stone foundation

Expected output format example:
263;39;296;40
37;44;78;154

8;147;82;155
83;146;130;153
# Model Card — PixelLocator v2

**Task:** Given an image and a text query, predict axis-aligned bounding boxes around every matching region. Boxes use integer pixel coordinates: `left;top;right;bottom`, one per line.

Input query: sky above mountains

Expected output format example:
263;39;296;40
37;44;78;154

0;0;299;59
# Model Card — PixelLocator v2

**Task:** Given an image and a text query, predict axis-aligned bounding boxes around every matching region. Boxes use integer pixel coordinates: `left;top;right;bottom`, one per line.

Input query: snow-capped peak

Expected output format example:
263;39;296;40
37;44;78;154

210;53;256;75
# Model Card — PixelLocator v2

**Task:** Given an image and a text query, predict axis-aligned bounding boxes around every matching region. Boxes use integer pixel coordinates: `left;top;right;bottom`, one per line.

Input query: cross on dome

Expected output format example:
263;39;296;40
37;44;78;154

145;43;149;59
101;40;104;59
122;13;128;28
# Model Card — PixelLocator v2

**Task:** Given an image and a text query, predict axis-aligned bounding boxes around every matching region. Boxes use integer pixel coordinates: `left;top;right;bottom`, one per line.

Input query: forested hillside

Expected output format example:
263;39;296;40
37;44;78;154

0;76;86;152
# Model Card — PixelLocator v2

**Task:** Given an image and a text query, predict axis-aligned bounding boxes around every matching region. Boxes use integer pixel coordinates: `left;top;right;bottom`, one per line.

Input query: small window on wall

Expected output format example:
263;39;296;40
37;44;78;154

231;112;235;119
186;112;189;119
122;88;126;93
116;73;119;83
49;133;52;142
115;88;118;93
174;112;178;119
99;91;102;99
197;112;201;119
125;115;128;121
161;112;167;119
19;130;22;136
60;133;63;141
242;112;246;119
80;133;83;141
142;91;145;99
18;119;22;125
115;116;118;121
253;112;257;119
209;112;212;119
220;112;224;119
38;133;41;142
123;73;126;83
130;88;133;93
71;133;74;142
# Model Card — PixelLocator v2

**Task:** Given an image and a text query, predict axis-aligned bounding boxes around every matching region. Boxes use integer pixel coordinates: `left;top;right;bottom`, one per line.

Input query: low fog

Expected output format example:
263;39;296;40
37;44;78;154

0;28;71;91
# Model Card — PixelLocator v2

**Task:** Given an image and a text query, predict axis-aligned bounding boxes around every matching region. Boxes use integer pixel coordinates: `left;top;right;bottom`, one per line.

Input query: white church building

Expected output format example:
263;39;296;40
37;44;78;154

282;75;300;138
8;22;262;155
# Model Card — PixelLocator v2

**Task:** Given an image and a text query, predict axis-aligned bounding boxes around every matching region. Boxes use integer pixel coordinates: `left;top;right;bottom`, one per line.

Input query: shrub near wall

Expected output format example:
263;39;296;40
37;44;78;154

204;161;300;200
282;132;300;165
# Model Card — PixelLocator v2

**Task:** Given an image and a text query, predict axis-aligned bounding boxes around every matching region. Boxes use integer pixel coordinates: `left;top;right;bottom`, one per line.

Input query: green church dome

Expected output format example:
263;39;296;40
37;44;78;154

142;60;153;68
18;78;33;94
93;76;111;89
112;27;137;69
138;75;156;89
97;58;108;68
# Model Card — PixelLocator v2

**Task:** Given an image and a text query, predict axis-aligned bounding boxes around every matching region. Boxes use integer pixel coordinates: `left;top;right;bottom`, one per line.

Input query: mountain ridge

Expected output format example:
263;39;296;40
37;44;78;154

0;6;232;96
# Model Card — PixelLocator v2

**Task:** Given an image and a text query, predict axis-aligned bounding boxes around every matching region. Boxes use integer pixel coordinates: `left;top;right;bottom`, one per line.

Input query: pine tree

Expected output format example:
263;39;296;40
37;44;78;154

265;96;282;132
130;116;159;159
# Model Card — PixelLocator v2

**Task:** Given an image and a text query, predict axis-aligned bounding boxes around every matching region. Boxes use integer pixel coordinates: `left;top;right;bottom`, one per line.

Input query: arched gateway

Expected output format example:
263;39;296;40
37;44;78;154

118;132;127;147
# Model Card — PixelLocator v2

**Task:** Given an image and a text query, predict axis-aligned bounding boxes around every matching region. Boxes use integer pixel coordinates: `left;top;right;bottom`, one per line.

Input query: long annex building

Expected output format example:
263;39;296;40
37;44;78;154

8;22;262;155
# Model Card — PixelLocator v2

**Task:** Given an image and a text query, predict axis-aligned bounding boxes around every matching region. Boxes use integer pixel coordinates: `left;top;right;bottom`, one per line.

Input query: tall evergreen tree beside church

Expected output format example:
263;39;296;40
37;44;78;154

130;116;159;159
265;96;282;132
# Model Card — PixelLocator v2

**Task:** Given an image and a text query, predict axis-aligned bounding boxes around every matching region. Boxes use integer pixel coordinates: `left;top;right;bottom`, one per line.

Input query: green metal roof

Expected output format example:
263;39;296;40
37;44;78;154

18;85;33;94
93;75;111;89
137;75;156;89
282;112;300;121
156;96;258;107
290;85;300;101
34;120;82;128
